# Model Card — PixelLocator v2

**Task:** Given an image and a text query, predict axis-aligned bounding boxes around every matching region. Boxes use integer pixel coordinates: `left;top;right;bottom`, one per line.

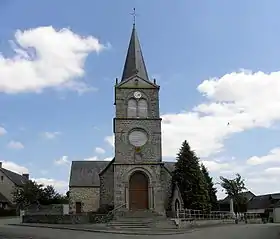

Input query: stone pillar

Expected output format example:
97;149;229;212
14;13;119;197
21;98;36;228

230;198;235;217
149;186;154;209
125;186;129;209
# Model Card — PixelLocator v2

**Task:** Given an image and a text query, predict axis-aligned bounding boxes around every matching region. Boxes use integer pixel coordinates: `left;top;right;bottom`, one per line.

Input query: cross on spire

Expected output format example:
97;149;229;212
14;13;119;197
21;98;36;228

121;11;149;82
130;8;138;26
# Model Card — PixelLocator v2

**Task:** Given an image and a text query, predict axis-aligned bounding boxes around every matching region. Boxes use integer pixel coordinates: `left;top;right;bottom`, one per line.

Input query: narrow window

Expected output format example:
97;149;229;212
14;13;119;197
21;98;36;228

138;99;148;118
127;99;137;117
0;176;3;181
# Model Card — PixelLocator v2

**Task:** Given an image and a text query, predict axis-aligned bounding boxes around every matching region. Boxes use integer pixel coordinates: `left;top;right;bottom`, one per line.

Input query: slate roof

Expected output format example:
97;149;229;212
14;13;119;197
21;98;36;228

270;193;280;200
69;160;111;187
219;191;255;204
121;25;149;82
69;160;176;187
0;192;9;203
0;168;28;186
247;194;272;210
163;162;175;174
247;193;280;210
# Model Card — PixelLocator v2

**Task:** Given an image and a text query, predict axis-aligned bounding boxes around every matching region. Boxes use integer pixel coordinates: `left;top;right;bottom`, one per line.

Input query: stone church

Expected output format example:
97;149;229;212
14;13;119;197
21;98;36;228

69;24;184;215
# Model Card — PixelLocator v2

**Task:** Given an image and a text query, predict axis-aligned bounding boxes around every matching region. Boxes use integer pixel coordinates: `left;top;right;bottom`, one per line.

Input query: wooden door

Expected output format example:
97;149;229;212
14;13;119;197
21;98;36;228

129;172;149;210
75;202;82;213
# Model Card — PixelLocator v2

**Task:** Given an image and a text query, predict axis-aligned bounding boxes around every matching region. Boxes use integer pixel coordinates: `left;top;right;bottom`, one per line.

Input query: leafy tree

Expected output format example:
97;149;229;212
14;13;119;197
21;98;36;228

40;185;63;205
13;180;43;210
219;174;247;213
172;140;210;211
13;180;69;209
201;163;218;211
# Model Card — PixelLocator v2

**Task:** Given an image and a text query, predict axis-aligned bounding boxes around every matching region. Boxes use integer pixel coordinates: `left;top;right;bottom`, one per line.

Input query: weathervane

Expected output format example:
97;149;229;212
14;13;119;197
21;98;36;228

130;8;138;25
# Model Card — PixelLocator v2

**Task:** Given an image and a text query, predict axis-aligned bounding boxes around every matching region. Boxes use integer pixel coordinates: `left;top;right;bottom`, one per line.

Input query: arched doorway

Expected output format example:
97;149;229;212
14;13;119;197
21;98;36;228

129;171;149;210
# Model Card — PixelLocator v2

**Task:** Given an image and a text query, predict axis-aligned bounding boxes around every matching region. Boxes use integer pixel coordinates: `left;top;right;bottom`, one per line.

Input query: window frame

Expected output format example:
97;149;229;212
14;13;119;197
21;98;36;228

127;97;148;118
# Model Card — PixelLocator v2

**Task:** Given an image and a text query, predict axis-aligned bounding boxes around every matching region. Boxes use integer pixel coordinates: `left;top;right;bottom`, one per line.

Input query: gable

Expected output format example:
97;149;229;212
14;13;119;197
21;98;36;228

0;168;27;187
117;76;159;89
69;160;111;187
220;191;255;204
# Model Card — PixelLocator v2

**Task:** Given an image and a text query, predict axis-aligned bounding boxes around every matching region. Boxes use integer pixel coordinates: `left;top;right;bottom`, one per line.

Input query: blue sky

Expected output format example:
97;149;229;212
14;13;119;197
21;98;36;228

1;0;280;198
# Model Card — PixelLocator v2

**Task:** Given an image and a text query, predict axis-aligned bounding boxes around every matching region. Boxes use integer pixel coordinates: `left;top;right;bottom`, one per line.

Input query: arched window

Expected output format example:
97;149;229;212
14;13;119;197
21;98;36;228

127;99;137;117
138;99;148;118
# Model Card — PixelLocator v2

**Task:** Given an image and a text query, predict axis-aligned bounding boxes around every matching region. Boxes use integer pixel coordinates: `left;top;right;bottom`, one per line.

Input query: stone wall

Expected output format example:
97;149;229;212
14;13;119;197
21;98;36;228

0;170;16;203
160;167;172;210
25;204;63;215
115;88;160;119
69;187;100;213
114;86;162;165
114;119;162;164
100;163;114;207
22;214;90;224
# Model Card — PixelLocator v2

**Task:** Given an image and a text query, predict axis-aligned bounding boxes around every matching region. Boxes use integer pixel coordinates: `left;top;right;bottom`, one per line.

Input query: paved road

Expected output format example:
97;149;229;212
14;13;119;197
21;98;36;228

0;223;279;239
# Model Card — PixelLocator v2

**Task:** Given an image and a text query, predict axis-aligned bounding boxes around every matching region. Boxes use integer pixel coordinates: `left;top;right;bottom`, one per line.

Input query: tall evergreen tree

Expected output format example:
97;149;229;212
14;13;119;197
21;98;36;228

201;164;218;211
172;140;210;211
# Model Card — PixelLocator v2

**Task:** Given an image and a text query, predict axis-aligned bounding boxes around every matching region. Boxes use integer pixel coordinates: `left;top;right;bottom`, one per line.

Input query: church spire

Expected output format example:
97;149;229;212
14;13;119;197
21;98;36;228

121;24;149;82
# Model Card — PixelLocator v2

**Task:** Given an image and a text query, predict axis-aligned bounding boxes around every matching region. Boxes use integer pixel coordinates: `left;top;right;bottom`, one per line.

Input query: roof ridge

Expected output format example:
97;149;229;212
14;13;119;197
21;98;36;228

0;168;27;186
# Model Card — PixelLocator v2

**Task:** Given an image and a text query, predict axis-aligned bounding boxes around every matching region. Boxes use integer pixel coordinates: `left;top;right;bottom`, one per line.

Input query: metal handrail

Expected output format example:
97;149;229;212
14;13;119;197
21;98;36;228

106;202;127;219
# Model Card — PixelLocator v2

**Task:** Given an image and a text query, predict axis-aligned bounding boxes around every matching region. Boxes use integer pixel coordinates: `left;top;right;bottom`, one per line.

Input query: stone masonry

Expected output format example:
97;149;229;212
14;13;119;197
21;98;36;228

69;187;100;213
99;162;114;207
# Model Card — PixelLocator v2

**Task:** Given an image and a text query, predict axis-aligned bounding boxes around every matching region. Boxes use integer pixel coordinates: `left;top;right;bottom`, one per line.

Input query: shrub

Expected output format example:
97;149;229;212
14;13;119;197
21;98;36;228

0;208;17;217
96;204;114;214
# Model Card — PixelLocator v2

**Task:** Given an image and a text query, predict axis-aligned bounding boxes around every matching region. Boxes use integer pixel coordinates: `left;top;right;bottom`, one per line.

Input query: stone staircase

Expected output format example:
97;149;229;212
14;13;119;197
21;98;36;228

107;210;173;230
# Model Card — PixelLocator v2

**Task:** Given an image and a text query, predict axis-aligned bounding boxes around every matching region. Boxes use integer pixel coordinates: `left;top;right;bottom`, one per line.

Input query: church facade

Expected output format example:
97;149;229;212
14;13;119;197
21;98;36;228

68;25;183;215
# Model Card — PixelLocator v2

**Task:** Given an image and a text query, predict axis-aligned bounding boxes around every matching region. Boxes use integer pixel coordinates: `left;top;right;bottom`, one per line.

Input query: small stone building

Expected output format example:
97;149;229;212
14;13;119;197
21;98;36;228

69;24;184;215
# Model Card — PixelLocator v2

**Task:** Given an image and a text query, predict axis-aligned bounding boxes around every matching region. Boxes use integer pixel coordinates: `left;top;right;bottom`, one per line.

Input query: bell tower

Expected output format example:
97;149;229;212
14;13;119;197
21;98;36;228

114;24;162;164
113;24;164;214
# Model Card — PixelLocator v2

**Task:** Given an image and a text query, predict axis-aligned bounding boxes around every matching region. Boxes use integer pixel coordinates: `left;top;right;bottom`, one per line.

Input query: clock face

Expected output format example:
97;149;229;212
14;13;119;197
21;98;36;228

128;130;148;147
134;91;142;99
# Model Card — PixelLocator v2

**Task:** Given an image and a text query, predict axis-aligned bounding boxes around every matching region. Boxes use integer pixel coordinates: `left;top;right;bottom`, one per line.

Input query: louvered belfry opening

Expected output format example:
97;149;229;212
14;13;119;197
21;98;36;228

129;171;149;210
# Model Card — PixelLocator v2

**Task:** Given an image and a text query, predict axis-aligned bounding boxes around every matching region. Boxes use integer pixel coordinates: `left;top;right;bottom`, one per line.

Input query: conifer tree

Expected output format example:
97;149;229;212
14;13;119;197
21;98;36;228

172;140;210;211
201;163;218;211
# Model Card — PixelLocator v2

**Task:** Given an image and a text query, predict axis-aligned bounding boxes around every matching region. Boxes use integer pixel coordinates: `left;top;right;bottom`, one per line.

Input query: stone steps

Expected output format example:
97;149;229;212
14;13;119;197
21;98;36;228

107;220;152;229
107;210;171;230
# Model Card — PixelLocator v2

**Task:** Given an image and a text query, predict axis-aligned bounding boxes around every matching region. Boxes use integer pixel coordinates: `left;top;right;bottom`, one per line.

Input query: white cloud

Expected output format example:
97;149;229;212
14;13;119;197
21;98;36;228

2;161;28;174
202;160;230;172
33;178;68;194
247;147;280;165
1;160;67;193
264;167;280;175
7;140;24;149
0;26;106;94
105;135;114;147
95;147;105;154
43;131;61;139
0;127;7;135
54;156;70;166
161;70;280;158
84;156;112;161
